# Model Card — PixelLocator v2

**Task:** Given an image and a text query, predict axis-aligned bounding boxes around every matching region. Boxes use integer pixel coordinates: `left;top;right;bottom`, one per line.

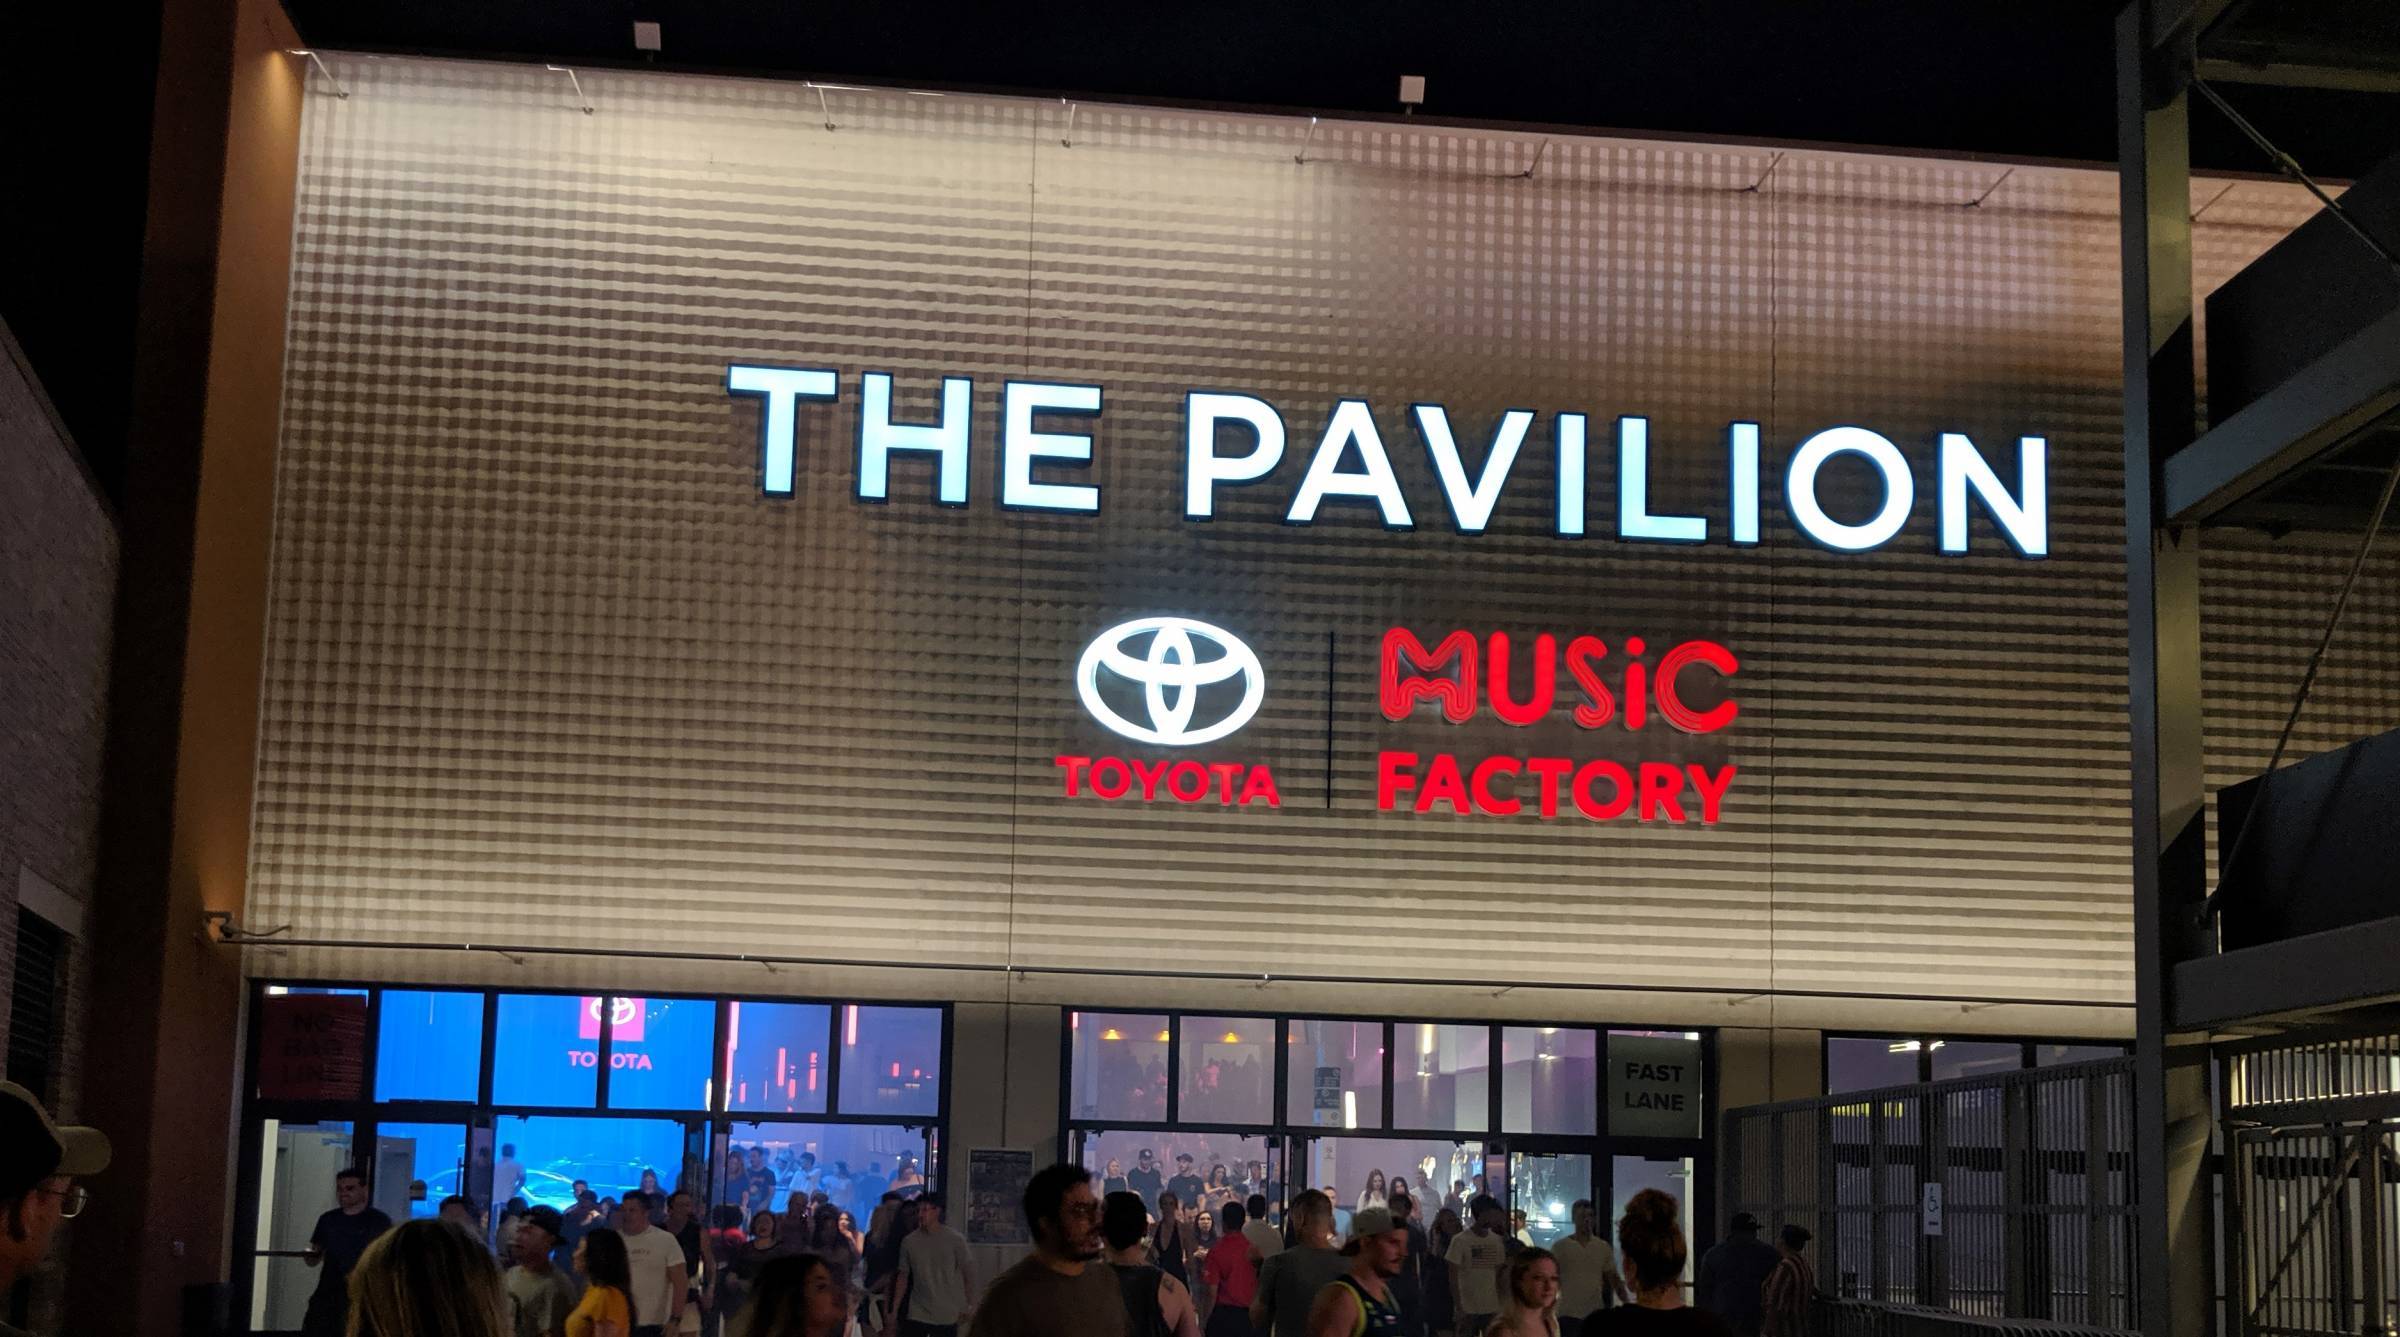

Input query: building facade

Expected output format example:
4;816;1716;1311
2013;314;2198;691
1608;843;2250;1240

207;51;2400;1323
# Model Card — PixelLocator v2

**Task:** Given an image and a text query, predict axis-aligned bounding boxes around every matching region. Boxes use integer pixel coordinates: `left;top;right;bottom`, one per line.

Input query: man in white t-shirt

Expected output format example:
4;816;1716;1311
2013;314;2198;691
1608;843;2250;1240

616;1191;688;1336
1445;1195;1510;1334
893;1192;978;1336
1553;1199;1629;1336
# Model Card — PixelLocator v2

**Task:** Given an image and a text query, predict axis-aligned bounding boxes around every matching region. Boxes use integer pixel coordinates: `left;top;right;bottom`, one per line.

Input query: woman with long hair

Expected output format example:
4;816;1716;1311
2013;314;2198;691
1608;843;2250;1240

1356;1167;1389;1213
1103;1157;1129;1196
733;1252;854;1337
344;1218;508;1337
722;1210;783;1326
1153;1189;1193;1286
566;1226;634;1337
1204;1163;1235;1212
1582;1191;1734;1337
1427;1207;1463;1333
1486;1248;1562;1337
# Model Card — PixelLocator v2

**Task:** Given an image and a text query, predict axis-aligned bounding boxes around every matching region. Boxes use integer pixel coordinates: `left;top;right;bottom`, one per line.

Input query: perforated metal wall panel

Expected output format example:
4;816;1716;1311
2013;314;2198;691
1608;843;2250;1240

247;55;2380;1023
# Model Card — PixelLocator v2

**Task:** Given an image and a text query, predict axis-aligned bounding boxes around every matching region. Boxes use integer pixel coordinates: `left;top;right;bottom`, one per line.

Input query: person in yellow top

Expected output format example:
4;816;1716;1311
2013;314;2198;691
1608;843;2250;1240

569;1229;635;1337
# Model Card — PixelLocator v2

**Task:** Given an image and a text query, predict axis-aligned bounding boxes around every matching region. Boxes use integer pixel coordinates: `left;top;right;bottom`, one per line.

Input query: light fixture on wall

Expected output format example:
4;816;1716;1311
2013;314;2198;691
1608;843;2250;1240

546;65;594;115
282;50;349;100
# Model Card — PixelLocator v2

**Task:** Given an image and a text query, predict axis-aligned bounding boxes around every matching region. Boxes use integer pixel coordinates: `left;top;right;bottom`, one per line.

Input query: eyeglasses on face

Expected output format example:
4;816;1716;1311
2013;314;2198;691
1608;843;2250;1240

34;1184;89;1219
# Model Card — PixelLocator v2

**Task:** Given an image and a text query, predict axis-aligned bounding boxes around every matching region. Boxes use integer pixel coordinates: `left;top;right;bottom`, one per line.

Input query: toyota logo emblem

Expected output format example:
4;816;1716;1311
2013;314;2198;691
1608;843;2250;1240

1076;616;1266;747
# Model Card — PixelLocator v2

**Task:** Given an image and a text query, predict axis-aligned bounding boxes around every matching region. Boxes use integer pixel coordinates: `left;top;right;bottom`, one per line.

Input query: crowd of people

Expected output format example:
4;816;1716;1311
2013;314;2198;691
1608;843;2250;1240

1;1079;1819;1337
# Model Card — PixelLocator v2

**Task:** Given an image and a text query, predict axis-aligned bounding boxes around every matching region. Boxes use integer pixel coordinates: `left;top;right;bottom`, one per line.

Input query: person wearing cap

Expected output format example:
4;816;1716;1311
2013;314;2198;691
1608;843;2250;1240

1168;1154;1206;1216
1695;1214;1779;1337
1303;1205;1407;1337
1760;1226;1815;1337
0;1081;108;1336
506;1204;577;1337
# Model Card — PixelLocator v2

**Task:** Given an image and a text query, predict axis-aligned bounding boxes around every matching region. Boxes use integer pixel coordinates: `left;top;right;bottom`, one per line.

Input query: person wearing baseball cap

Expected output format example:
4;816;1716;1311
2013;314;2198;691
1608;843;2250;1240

1696;1212;1779;1337
0;1081;110;1335
1304;1205;1407;1336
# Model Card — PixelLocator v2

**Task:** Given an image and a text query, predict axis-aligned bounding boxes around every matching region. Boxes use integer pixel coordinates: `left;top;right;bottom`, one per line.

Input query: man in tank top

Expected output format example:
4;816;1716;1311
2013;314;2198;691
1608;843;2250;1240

1306;1206;1409;1337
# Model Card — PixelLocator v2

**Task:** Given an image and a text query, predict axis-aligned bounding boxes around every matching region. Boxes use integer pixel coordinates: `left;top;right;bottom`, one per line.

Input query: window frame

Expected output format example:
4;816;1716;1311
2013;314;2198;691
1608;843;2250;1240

235;979;952;1331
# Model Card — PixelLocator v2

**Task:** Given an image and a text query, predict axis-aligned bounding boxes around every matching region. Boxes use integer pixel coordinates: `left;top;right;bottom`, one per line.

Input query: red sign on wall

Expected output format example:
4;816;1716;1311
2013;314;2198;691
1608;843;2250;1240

256;993;368;1101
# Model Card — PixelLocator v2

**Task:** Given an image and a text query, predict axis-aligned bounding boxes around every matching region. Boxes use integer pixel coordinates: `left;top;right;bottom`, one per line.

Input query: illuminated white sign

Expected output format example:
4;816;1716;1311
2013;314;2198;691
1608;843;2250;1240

1075;617;1266;747
727;366;2050;556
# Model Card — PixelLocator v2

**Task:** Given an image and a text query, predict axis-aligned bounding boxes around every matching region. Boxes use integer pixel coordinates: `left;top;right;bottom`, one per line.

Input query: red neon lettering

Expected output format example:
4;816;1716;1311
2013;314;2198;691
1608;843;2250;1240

1238;766;1280;806
1623;637;1649;730
1381;629;1478;723
1687;764;1737;823
1525;757;1574;818
1054;755;1090;796
1469;756;1522;815
1132;758;1171;800
1210;762;1245;802
1377;752;1419;810
1418;754;1470;814
1565;637;1615;728
1090;758;1131;800
1636;761;1687;822
1571;760;1634;820
1167;761;1209;802
1486;632;1556;726
1656;641;1740;734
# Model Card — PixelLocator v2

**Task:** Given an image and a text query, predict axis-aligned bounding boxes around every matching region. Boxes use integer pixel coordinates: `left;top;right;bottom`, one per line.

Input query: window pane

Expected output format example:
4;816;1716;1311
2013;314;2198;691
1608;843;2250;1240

494;1114;690;1214
1299;1135;1484;1236
1179;1016;1272;1125
1610;1155;1697;1293
493;995;598;1107
605;996;715;1111
1501;1027;1597;1135
2035;1043;2127;1067
1393;1024;1489;1132
1070;1012;1169;1122
837;1005;942;1117
1607;1031;1702;1138
1508;1151;1592;1250
375;991;483;1102
1287;1019;1383;1129
725;1121;929;1228
1930;1040;2023;1083
1079;1128;1276;1227
255;990;369;1101
1825;1036;1921;1094
725;1001;832;1114
372;1122;465;1221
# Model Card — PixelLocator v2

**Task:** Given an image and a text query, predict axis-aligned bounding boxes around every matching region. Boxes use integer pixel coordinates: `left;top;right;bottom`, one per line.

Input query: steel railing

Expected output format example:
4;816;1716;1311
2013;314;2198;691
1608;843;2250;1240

1727;1058;2138;1332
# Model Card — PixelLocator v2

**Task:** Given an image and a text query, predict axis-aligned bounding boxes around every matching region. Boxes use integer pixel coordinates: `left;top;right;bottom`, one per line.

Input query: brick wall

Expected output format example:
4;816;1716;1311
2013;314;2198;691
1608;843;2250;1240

0;320;117;1326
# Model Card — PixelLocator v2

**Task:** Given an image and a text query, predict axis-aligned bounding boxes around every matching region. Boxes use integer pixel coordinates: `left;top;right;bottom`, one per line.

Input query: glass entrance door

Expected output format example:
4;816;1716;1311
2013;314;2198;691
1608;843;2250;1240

247;1119;355;1334
1507;1150;1593;1249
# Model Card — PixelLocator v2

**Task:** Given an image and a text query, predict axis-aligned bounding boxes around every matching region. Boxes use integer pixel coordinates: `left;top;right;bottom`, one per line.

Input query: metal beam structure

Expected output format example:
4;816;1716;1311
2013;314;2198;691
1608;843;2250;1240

2117;4;2220;1335
2164;308;2400;522
2195;57;2400;96
2172;918;2400;1032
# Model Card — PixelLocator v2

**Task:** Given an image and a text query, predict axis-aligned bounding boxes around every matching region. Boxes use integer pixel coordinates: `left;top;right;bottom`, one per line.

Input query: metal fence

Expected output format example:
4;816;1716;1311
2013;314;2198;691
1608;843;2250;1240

2223;1028;2400;1337
1726;1058;2138;1331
